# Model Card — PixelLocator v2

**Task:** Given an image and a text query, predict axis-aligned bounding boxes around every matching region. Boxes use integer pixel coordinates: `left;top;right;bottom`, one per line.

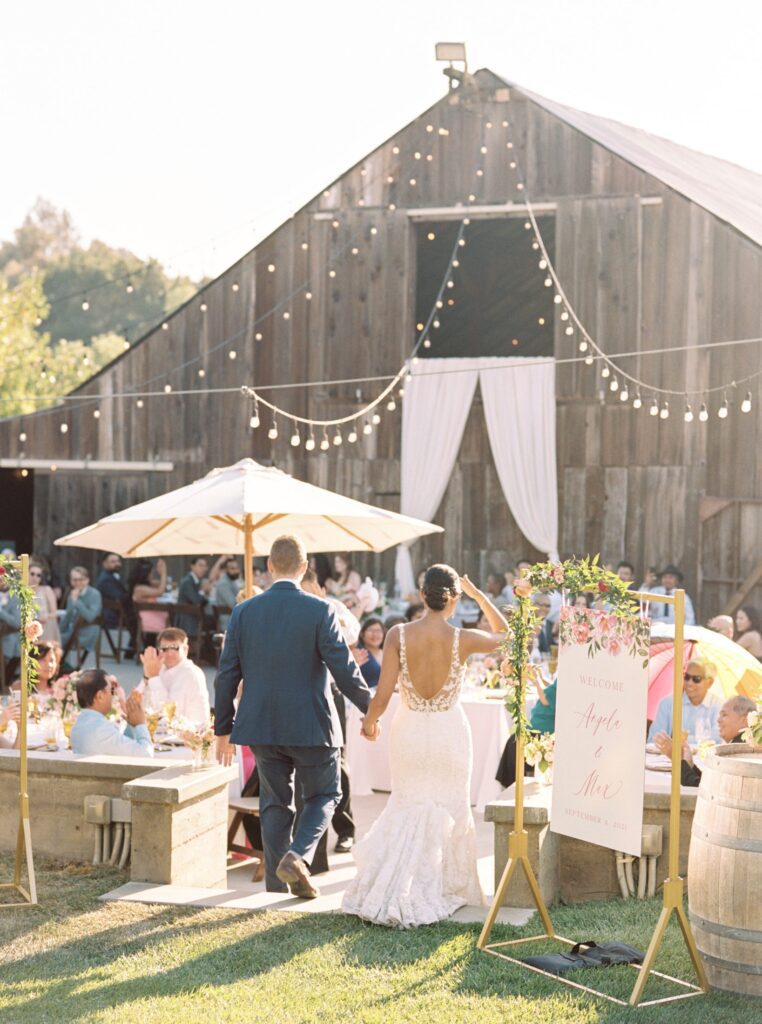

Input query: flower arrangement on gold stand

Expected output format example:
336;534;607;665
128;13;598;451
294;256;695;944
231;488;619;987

524;733;555;784
742;708;762;751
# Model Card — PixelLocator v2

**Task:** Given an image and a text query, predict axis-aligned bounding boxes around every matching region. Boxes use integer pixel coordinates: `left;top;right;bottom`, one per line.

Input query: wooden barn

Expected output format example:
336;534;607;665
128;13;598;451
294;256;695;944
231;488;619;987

2;68;762;616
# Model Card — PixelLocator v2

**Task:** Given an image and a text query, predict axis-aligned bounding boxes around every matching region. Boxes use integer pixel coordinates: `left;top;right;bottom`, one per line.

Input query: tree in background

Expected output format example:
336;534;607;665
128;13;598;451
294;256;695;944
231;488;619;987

0;199;200;415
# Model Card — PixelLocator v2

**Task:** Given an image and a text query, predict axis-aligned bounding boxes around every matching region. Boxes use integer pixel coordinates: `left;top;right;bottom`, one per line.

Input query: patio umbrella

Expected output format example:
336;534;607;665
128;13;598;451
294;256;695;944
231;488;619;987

55;458;443;597
648;624;762;718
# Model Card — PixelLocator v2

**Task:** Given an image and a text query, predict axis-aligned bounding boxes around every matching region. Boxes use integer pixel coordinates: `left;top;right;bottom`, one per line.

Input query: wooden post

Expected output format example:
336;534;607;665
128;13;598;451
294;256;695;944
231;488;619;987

0;554;37;907
243;513;254;598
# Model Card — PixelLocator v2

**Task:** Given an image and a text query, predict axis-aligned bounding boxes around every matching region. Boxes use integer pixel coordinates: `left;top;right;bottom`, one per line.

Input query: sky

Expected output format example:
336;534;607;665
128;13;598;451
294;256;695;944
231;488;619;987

2;0;761;281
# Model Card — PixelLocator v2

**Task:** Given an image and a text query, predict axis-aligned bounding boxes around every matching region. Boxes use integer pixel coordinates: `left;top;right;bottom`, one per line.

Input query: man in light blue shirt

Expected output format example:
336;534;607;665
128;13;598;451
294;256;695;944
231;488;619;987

647;658;722;744
648;565;696;626
70;669;153;758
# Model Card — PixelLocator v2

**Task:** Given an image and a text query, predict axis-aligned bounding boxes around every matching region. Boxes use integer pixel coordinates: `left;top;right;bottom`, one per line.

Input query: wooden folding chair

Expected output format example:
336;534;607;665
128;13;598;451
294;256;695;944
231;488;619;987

100;598;133;663
60;615;103;671
227;794;265;882
169;603;206;662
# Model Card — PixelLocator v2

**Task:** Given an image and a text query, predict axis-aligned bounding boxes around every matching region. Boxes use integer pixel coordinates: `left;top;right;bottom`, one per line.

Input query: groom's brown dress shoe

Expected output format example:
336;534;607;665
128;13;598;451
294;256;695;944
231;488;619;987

276;851;320;898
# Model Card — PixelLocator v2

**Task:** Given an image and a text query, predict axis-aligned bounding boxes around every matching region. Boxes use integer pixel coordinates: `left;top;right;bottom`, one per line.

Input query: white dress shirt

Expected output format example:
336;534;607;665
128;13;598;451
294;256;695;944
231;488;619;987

70;708;153;758
138;658;210;725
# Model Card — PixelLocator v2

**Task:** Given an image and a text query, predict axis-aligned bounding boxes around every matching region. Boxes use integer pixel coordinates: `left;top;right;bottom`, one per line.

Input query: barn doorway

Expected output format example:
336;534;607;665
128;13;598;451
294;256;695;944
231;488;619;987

0;468;34;557
414;216;556;358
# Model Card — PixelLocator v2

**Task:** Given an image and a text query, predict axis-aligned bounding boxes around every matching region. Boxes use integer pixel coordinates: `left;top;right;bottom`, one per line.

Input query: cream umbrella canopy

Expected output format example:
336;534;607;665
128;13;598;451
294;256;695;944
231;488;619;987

54;458;444;596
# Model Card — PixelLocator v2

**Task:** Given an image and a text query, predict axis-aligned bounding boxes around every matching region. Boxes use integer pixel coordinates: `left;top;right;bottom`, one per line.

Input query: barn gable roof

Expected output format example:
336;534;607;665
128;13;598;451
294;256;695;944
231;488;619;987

495;74;762;247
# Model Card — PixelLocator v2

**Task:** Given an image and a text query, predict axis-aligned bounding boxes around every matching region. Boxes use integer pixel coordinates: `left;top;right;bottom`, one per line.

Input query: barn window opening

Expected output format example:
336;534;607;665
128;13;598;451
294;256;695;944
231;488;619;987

414;216;556;358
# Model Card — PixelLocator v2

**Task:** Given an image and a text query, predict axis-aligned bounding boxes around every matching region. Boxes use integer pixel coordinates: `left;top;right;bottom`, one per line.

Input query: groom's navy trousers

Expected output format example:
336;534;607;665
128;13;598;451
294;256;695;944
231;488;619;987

215;579;371;892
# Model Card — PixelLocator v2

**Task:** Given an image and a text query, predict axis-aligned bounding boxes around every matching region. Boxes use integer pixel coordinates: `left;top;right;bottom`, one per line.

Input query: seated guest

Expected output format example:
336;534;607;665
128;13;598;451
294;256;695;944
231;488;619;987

496;673;558;788
707;614;735;639
357;617;385;690
137;627;210;725
128;558;169;647
406;603;425;622
11;642;62;694
638;566;660;593
29;559;61;644
383;613;406;630
485;572;512;607
0;702;22;749
532;594;554;656
0;574;22;677
616;561;636;584
648;565;696;625
96;552;135;655
647;658;722;744
60;566;103;656
308;554;334;589
325;553;363;613
213;557;244;630
654;695;755;786
70;669;153;758
176;556;213;638
734;605;762;660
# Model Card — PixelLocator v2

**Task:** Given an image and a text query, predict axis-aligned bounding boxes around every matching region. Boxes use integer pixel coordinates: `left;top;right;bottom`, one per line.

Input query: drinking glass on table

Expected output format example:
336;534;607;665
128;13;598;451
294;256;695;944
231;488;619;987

62;716;75;749
163;701;177;727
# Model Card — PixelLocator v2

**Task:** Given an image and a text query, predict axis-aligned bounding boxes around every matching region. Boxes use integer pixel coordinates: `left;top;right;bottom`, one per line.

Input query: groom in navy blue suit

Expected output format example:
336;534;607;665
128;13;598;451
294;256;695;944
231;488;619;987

215;535;374;897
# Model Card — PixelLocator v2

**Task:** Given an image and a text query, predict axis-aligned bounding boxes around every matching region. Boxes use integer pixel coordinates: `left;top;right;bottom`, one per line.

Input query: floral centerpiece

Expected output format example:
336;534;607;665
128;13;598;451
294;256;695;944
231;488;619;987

743;707;762;749
173;716;217;769
48;673;81;719
524;732;555;783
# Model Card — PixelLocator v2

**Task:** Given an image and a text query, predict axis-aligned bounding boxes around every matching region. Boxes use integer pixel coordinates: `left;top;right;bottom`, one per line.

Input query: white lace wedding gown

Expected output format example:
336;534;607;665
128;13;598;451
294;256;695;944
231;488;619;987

342;626;484;927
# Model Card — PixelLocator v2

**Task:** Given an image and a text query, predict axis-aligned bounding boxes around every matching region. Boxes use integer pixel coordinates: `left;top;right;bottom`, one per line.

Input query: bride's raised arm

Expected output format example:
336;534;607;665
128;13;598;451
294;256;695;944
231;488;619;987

361;625;401;737
458;575;510;656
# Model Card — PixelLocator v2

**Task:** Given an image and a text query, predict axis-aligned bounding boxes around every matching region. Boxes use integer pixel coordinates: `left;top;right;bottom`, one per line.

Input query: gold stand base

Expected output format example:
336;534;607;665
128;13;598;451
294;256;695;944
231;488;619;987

0;810;38;908
478;832;708;1007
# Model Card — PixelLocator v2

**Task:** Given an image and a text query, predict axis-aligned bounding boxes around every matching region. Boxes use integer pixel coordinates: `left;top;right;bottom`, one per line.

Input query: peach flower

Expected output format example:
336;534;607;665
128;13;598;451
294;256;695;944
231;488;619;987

24;620;43;642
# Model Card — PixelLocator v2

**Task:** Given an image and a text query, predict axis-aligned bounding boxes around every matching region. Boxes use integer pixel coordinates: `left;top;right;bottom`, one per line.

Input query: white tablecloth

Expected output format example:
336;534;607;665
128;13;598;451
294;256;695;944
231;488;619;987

346;690;510;812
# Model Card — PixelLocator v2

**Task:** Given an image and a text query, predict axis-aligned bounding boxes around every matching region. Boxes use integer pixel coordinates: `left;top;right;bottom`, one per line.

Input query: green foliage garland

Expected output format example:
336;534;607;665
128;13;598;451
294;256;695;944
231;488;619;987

0;555;40;693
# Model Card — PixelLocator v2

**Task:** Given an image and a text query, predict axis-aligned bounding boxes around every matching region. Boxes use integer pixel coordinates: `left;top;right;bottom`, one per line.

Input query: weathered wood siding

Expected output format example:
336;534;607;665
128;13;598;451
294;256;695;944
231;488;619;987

2;74;761;615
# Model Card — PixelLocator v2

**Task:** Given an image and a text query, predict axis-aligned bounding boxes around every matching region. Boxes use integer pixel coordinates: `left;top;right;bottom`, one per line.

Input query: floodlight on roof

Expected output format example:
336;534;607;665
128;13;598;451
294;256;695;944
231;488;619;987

435;42;467;67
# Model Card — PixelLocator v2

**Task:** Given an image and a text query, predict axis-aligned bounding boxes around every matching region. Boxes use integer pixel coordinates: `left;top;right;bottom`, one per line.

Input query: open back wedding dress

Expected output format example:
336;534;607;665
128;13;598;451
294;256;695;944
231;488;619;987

342;626;484;927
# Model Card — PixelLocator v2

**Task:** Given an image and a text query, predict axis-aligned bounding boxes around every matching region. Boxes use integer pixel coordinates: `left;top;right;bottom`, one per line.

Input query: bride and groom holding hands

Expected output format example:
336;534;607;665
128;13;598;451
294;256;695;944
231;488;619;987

215;534;509;927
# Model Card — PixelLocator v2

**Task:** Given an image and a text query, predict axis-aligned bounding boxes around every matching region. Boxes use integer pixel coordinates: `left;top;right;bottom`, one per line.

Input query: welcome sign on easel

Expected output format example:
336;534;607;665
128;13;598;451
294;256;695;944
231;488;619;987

551;607;651;857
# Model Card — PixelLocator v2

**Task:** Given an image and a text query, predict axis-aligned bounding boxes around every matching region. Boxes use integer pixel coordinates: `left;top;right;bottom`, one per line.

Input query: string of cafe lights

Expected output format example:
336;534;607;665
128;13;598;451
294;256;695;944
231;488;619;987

491;106;760;422
8;115;470;440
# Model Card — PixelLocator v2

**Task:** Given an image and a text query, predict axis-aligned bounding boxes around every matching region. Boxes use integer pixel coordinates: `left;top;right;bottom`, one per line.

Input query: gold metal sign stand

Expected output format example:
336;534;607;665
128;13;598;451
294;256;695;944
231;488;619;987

477;588;709;1007
0;555;38;907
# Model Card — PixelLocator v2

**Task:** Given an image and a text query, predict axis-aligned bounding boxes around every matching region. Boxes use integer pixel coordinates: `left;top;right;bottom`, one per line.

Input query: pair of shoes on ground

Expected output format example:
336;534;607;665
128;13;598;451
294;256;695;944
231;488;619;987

334;835;354;854
276;851;319;899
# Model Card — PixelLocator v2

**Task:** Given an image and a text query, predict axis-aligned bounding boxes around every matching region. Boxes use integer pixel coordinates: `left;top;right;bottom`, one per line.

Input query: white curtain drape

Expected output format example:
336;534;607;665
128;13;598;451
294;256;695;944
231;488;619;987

480;357;559;561
394;356;559;595
394;359;479;597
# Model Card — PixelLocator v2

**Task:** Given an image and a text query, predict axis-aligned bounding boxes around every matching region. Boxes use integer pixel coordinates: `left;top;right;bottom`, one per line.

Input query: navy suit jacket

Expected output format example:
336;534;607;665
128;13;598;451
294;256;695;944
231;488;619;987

214;580;372;747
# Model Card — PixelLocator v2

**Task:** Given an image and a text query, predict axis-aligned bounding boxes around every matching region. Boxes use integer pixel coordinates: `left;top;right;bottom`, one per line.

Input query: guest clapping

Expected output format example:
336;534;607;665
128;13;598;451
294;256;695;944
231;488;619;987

137;628;209;725
0;703;21;749
60;566;103;659
654;695;755;786
70;670;153;758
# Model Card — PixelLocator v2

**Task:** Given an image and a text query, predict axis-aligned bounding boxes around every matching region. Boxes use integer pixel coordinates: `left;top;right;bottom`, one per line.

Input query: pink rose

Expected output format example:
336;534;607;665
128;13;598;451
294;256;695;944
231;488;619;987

552;564;565;584
608;638;621;657
572;622;590;644
500;657;514;677
513;577;533;599
24;620;43;642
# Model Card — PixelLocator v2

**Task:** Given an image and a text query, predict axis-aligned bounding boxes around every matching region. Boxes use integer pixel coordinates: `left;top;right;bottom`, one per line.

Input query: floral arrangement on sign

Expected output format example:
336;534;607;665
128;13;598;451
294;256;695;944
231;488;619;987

0;555;41;693
558;606;650;666
498;556;644;738
524;732;555;778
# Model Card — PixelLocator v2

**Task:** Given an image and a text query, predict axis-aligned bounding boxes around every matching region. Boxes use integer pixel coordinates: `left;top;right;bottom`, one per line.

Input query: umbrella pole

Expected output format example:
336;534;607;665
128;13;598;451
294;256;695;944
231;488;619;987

244;513;254;598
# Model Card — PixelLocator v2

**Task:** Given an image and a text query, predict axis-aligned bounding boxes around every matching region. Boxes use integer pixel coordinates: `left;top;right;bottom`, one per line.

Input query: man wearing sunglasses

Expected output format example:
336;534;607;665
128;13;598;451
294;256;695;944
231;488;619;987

137;627;210;725
647;657;722;745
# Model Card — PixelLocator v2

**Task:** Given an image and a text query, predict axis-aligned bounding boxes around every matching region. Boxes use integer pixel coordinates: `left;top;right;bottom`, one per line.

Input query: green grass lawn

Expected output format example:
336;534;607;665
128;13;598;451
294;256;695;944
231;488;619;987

0;854;752;1024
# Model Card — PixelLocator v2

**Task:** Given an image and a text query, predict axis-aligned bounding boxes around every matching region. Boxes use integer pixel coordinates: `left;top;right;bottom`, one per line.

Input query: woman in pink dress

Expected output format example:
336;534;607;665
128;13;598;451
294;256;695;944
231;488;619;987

28;561;61;644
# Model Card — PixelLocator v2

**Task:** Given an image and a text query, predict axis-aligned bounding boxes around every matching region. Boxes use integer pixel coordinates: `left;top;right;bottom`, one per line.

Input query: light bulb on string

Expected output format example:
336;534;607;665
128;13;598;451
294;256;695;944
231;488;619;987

601;365;611;379
423;338;431;348
565;326;574;336
560;311;569;321
372;412;381;425
649;398;659;417
59;422;68;434
531;241;539;251
320;431;330;451
249;397;260;429
282;311;290;320
229;350;237;360
609;376;619;392
19;432;27;443
584;353;594;366
305;430;316;452
659;401;670;420
363;421;373;436
553;294;562;304
699;403;709;422
136;399;144;409
81;300;89;311
387;397;397;411
161;322;169;331
231;282;239;292
718;395;729;419
164;384;172;393
539;260;547;270
578;339;588;352
347;427;358;443
198;368;206;377
333;429;343;446
255;332;263;341
433;319;440;328
268;417;278;440
619;385;629;402
742;391;753;413
126;282;134;294
684;403;694;423
633;392;643;409
544;277;552;288
290;423;301;447
199;302;207;313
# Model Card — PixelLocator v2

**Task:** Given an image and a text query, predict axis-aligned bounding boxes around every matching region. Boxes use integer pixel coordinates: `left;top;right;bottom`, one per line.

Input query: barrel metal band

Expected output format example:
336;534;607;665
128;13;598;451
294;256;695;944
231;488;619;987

698;951;762;977
696;787;762;813
689;911;762;944
691;824;762;853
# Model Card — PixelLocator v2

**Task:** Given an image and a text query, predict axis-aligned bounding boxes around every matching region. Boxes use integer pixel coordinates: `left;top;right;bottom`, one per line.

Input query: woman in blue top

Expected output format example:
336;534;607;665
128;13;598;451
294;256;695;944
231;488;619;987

358;617;385;689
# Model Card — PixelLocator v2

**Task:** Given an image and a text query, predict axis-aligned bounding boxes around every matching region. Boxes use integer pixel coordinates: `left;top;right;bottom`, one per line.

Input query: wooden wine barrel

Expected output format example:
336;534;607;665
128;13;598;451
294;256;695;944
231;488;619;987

688;744;762;996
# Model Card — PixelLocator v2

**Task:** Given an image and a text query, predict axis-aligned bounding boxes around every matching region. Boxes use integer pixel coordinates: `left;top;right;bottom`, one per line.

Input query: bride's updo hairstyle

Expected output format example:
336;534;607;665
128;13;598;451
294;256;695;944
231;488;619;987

421;564;460;611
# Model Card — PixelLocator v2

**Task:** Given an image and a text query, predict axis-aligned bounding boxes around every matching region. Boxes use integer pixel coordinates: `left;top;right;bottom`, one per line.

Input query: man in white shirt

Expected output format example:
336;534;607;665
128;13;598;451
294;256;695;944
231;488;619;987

648;565;696;626
138;627;210;725
70;669;153;758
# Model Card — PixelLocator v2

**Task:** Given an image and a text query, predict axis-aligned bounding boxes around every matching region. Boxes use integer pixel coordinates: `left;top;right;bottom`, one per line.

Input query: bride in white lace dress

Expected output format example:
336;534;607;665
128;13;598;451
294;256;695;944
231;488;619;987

342;565;509;928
